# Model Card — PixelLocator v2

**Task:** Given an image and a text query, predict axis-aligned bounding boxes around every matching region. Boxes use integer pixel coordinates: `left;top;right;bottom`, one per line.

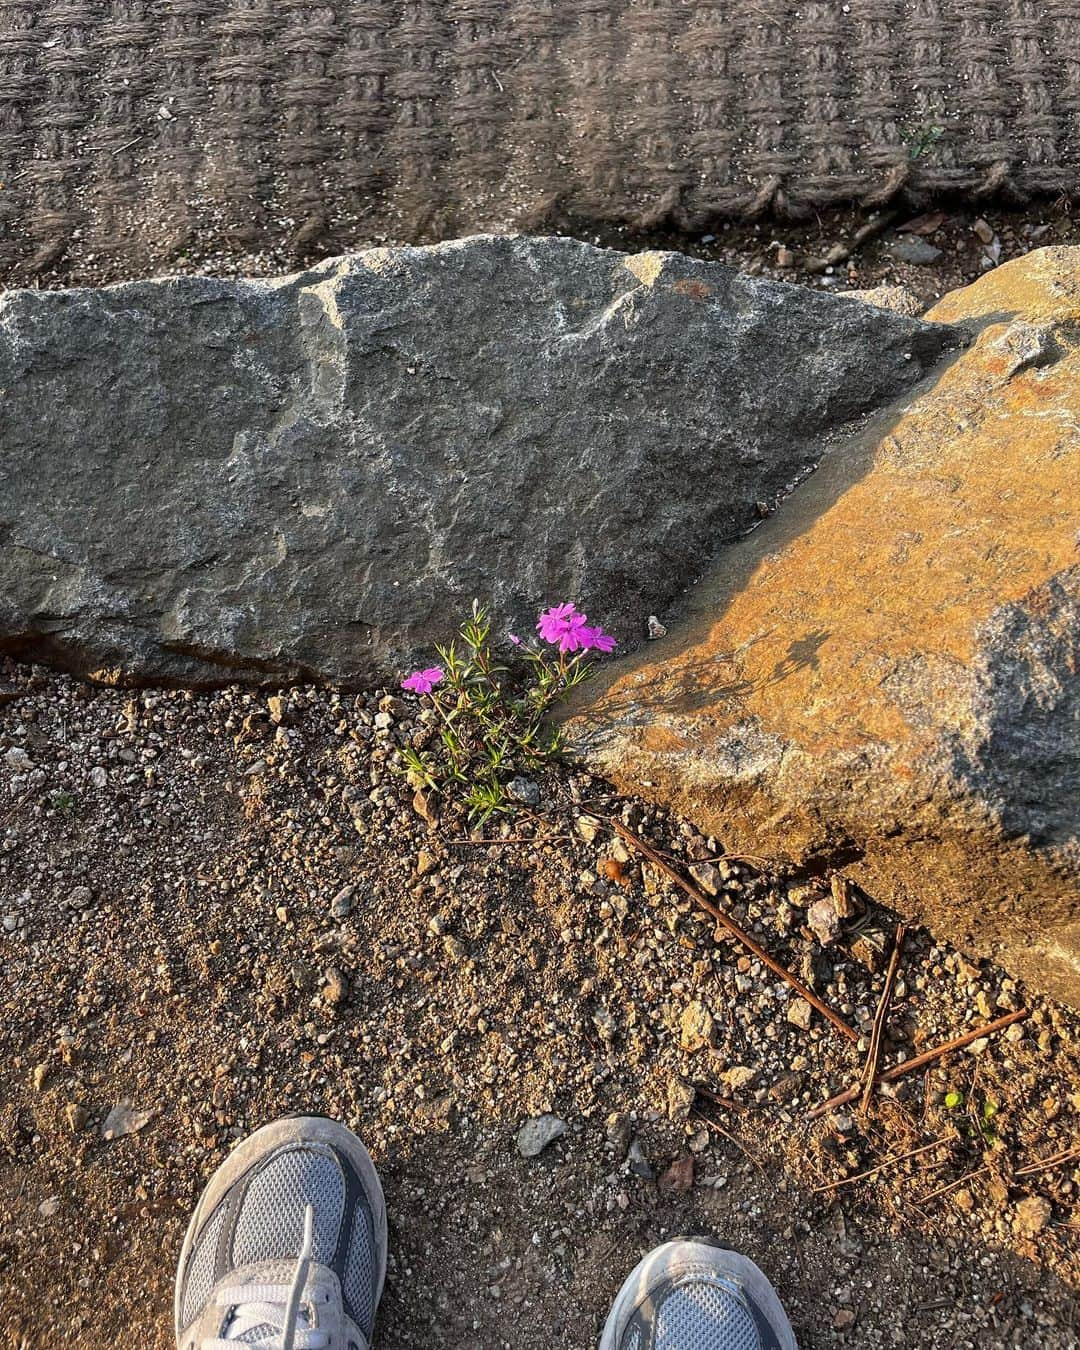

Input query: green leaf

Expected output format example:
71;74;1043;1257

944;1091;964;1110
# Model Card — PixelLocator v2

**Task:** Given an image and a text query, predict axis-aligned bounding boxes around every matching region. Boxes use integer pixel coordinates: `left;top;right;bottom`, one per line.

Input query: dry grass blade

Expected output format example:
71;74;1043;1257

611;819;857;1044
812;1136;953;1193
859;923;906;1114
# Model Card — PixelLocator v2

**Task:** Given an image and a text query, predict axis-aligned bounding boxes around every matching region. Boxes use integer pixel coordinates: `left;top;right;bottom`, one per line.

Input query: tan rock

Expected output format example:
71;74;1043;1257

574;248;1080;1007
679;1001;715;1052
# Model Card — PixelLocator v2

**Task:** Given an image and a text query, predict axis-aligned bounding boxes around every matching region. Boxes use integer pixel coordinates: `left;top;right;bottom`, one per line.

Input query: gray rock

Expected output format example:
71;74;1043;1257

516;1112;567;1158
0;236;960;687
329;885;354;919
506;777;540;807
628;1137;655;1180
890;236;943;265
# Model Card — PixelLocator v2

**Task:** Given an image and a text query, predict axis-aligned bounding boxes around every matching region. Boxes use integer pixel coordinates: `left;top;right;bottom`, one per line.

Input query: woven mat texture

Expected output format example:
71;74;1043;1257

1;1;1078;276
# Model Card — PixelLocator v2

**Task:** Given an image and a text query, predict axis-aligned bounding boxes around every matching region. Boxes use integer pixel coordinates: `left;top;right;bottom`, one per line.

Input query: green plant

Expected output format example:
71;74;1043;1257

901;119;945;161
943;1087;1000;1143
398;600;616;825
50;791;74;813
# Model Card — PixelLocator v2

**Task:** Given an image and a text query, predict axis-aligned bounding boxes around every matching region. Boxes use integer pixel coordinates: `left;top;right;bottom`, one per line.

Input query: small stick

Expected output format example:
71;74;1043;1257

691;1108;766;1175
807;1007;1030;1120
1016;1146;1080;1178
447;833;570;847
859;924;905;1113
919;1167;987;1204
812;1136;952;1193
695;1084;744;1113
612;820;857;1044
0;788;34;831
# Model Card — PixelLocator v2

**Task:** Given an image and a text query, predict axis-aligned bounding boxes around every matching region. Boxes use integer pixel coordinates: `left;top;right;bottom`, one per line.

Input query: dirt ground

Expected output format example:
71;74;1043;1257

17;198;1080;321
1;666;1077;1348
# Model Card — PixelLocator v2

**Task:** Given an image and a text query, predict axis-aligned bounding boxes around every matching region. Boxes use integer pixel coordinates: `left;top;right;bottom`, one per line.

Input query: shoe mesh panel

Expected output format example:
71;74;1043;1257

342;1202;377;1334
232;1147;346;1268
182;1201;227;1329
653;1279;761;1350
620;1328;641;1350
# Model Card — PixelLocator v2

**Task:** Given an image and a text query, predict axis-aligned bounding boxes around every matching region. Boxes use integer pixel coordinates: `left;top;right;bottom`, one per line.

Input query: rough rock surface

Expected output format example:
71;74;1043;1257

0;235;959;686
573;247;1080;1008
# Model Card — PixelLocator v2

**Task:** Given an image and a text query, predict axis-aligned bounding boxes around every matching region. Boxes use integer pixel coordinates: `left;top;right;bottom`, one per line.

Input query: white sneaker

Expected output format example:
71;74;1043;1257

174;1116;388;1350
599;1238;798;1350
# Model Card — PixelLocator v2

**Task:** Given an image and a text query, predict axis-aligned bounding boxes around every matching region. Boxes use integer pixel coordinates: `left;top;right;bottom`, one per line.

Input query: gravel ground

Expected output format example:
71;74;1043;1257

1;662;1077;1348
12;200;1080;319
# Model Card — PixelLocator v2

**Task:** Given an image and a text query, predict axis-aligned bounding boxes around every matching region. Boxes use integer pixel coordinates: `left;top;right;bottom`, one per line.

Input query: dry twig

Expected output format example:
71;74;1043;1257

812;1136;952;1193
691;1108;766;1175
808;1007;1030;1120
859;924;906;1113
611;819;857;1044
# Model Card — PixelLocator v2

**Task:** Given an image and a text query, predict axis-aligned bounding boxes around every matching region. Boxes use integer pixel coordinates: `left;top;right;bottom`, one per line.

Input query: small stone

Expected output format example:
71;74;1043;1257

658;1154;695;1194
679;1001;715;1052
1014;1194;1052;1236
416;849;438;875
412;788;439;827
38;1196;61;1218
67;886;94;910
628;1137;654;1179
506;776;540;806
605;1112;631;1157
966;1037;990;1056
32;1064;48;1091
722;1066;756;1092
786;999;814;1031
516;1113;566;1158
64;1103;90;1133
829;874;860;918
807;897;841;946
322;967;348;1005
242;759;266;777
101;1101;156;1140
891;235;942;265
688;1127;710;1154
428;914;448;936
373;711;394;731
833;1308;856;1331
5;746;32;770
266;695;287;724
849;931;887;973
667;1076;696;1121
575;814;601;844
775;246;795;269
972;217;995;244
953;1188;975;1212
646;615;667;639
689;863;721;897
330;886;354;918
443;935;467;962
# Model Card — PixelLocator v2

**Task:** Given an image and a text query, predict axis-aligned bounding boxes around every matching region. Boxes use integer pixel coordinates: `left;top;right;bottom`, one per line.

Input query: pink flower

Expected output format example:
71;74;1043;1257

536;602;590;652
581;624;617;654
401;667;444;695
508;633;522;647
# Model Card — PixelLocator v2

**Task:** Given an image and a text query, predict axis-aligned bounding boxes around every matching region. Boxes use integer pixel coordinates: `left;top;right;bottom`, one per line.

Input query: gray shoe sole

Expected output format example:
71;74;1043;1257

173;1115;389;1345
598;1238;798;1350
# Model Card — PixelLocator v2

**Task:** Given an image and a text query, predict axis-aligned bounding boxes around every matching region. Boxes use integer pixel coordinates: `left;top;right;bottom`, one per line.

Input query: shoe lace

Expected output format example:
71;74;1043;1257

201;1205;331;1350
